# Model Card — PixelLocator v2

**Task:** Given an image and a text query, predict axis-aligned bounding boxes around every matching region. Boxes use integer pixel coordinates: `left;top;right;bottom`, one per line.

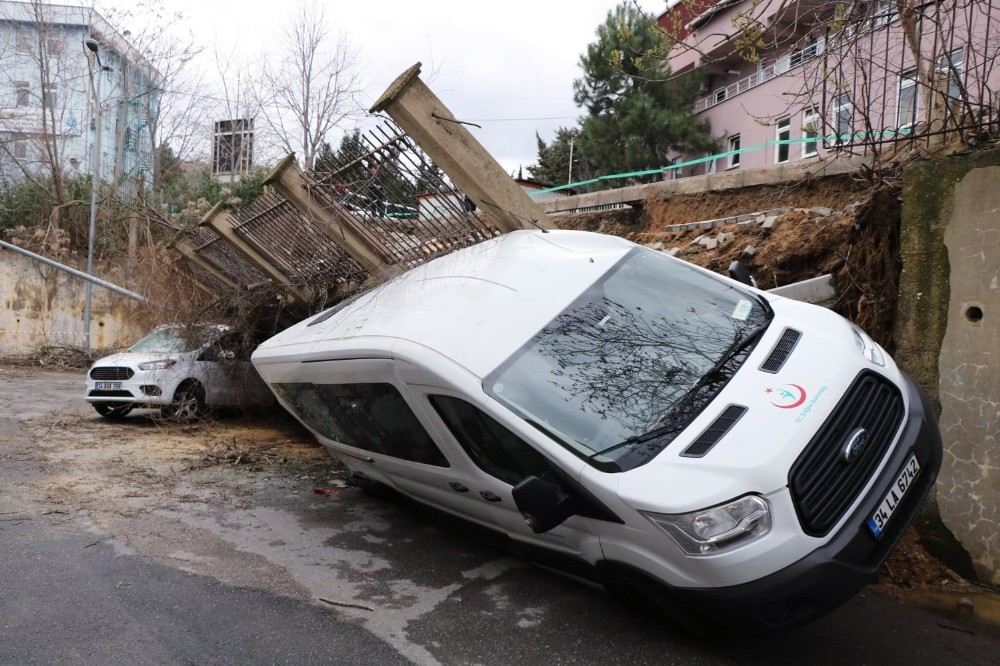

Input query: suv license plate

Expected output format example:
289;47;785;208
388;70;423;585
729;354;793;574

866;454;920;538
95;382;122;390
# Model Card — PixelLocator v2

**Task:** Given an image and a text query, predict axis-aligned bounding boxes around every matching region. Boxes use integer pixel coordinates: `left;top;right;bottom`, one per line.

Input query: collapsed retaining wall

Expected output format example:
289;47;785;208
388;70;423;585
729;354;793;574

0;250;145;354
897;148;1000;586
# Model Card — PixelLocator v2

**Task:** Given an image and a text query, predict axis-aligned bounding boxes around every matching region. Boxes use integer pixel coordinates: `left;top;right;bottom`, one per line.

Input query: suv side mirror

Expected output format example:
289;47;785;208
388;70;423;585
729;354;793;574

512;476;576;533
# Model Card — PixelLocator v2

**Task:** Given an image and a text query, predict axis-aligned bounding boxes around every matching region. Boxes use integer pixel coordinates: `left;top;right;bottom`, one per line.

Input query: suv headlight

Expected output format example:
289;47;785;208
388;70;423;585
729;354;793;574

641;495;771;556
851;325;885;367
138;359;176;370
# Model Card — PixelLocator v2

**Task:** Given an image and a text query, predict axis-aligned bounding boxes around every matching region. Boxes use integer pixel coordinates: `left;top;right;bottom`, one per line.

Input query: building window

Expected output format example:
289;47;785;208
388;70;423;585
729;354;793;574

46;38;64;56
832;93;853;143
714;87;727;104
727;134;741;169
15;28;32;53
788;39;821;68
14;81;30;107
938;49;965;100
12;137;28;160
802;108;819;157
705;154;717;174
897;69;918;130
42;85;57;108
775;117;791;163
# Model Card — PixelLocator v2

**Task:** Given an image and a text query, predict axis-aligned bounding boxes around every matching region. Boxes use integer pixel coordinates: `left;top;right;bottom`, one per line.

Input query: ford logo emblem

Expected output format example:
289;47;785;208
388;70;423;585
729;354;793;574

842;427;869;463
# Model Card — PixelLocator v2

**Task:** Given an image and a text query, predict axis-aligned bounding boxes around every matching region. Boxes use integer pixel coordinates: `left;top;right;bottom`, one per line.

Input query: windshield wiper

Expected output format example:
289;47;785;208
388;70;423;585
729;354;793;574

589;321;770;461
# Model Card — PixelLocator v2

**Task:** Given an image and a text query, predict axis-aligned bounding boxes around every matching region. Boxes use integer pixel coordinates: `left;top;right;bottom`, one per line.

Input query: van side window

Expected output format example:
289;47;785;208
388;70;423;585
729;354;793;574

430;395;560;486
274;382;449;467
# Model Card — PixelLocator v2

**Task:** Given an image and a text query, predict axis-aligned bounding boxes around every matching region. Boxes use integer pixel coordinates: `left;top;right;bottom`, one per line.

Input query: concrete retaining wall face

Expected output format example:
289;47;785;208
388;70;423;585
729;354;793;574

0;251;144;354
937;164;1000;585
897;148;1000;585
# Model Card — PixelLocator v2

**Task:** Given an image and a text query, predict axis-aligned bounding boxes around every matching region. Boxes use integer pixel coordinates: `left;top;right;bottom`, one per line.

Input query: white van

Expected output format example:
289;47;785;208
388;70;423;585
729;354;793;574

251;230;942;630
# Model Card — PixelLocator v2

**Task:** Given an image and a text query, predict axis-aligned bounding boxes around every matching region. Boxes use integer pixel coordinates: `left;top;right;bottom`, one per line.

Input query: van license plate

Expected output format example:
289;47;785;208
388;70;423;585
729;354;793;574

866;454;920;538
95;382;122;390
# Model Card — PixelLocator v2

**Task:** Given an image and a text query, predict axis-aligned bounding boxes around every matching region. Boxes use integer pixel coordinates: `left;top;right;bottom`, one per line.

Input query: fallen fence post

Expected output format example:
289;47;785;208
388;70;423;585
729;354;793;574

370;63;552;233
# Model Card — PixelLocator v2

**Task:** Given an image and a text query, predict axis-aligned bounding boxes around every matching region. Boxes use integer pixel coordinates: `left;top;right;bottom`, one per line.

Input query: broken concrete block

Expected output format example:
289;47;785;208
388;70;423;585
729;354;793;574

716;231;734;245
645;241;664;250
666;247;680;256
691;234;706;245
698;237;718;250
811;206;833;216
743;244;757;257
762;215;780;229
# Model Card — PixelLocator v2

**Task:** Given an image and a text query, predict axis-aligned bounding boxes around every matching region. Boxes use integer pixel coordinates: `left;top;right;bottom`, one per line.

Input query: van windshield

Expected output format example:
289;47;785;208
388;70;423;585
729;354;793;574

485;248;771;472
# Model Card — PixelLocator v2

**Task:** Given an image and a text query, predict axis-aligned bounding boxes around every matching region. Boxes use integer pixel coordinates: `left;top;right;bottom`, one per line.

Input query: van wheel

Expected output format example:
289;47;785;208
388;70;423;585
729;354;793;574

161;381;205;421
93;403;134;419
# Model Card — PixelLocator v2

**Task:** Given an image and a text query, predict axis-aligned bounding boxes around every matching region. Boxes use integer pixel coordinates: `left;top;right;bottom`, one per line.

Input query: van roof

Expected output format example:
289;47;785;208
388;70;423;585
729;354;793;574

254;230;635;377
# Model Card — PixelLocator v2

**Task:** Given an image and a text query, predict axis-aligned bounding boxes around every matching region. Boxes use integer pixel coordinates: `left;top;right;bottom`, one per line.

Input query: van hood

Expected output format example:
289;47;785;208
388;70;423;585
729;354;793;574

616;296;905;514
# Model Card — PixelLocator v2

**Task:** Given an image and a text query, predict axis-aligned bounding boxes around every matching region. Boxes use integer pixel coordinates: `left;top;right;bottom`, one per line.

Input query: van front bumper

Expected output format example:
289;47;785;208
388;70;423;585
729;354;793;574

654;374;943;629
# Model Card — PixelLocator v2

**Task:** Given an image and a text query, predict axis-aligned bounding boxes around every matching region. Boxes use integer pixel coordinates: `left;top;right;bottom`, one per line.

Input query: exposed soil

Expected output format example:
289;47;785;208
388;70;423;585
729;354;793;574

642;175;869;229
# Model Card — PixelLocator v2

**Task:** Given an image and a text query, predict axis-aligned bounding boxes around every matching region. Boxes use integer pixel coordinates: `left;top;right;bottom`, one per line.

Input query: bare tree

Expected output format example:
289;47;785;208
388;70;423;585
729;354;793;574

255;1;362;169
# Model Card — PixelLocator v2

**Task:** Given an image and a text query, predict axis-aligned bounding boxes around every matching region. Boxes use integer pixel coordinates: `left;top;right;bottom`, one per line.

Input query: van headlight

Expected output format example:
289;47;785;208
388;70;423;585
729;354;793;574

851;325;885;367
641;495;771;556
138;359;176;370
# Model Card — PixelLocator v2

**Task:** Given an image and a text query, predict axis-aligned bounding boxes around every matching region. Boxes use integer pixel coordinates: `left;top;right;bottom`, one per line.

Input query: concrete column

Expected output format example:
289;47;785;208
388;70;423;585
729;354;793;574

200;202;308;301
263;156;389;275
173;239;238;291
370;63;552;233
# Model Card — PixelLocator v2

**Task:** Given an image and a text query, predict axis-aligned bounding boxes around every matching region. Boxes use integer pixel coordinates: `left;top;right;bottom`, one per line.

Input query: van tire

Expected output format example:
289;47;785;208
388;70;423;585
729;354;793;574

161;380;206;421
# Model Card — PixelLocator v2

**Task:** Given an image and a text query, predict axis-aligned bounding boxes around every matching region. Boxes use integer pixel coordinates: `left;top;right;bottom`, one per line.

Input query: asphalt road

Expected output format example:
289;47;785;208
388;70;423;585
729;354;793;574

1;368;998;665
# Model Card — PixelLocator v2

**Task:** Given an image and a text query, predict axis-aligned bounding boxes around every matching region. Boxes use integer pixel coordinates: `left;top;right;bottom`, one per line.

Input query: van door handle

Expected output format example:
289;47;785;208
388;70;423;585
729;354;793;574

480;490;502;503
448;482;469;493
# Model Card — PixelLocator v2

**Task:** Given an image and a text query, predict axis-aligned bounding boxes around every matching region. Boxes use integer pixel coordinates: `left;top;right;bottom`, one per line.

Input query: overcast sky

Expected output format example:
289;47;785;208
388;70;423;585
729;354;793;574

94;0;670;174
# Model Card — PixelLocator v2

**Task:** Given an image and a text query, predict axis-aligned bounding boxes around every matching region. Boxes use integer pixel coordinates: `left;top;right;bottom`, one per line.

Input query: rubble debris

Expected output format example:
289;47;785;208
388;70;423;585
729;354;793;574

319;597;374;612
743;245;757;257
762;215;780;230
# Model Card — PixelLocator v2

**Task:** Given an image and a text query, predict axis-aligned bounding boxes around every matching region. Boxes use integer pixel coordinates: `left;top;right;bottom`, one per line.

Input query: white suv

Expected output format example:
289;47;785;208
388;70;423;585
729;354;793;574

86;324;272;419
251;230;942;630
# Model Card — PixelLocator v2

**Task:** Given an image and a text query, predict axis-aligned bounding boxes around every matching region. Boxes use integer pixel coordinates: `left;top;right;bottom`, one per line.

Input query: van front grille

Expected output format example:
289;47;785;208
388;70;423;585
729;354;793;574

788;372;904;536
90;366;134;381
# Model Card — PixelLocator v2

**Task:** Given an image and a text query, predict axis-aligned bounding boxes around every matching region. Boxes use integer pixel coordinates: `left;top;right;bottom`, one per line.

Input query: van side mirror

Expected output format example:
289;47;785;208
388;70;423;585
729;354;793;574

729;260;757;287
512;476;576;533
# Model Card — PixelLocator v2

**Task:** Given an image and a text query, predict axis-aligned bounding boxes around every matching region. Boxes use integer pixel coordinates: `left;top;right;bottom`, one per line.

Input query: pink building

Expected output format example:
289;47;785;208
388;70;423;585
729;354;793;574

660;0;1000;176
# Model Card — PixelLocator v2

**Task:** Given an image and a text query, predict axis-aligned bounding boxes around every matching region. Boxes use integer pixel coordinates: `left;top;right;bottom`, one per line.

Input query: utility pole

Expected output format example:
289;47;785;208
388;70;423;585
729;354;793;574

567;137;574;186
84;37;109;349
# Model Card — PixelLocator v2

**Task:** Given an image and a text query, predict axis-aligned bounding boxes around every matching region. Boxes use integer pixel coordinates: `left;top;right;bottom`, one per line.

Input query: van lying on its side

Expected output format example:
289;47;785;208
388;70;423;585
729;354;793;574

251;230;942;630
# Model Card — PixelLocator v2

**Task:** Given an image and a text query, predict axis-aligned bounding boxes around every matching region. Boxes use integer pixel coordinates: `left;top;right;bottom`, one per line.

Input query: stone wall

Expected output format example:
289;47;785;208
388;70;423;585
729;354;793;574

896;148;1000;585
0;250;145;354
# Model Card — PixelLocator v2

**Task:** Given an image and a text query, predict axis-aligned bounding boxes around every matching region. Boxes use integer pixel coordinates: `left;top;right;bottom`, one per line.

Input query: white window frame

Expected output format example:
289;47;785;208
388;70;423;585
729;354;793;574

14;81;30;108
896;69;918;131
802;108;819;158
775;117;791;164
937;49;965;101
12;137;28;160
705;154;717;174
714;87;728;104
727;134;741;169
832;93;853;144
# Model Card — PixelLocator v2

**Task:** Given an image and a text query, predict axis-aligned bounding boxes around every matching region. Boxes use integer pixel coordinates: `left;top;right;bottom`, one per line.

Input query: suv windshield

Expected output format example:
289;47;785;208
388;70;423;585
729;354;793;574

485;248;771;472
129;326;218;353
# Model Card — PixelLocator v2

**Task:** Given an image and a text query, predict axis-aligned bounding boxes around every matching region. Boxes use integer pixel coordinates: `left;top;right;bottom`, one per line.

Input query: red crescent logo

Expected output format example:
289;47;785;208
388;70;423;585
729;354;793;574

769;384;808;409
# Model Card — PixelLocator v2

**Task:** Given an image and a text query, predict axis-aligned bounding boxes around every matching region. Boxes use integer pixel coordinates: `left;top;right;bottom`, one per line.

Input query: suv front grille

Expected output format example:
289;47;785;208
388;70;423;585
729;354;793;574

90;366;134;381
788;371;904;536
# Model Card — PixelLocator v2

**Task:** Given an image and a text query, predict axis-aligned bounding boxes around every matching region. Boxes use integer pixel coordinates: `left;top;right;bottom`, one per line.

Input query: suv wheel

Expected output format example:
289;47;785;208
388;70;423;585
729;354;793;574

161;381;206;421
